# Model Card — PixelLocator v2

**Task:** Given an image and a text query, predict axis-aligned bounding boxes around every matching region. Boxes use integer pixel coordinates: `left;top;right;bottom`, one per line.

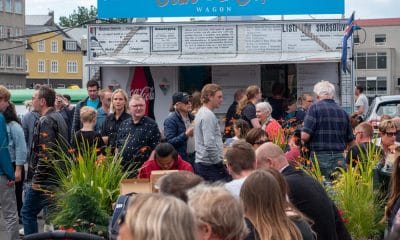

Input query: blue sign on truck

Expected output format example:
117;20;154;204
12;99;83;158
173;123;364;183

98;0;344;18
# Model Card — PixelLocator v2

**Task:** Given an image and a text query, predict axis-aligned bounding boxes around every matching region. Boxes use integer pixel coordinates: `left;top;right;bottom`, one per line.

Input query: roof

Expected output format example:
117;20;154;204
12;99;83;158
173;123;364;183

25;15;54;26
88;52;342;67
356;18;400;27
25;25;58;36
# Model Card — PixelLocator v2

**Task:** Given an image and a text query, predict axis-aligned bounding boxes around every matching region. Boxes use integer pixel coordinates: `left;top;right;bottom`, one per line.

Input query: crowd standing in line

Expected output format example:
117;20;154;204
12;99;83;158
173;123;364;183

2;77;400;240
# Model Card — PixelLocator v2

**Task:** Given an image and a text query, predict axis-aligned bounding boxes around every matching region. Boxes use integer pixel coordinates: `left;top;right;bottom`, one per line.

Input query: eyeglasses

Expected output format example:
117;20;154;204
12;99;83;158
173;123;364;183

384;132;397;137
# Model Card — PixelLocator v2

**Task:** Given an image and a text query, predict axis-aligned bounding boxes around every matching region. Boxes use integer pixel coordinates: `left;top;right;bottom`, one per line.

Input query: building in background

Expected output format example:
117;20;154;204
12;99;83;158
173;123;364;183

0;0;26;89
354;18;400;100
25;12;83;88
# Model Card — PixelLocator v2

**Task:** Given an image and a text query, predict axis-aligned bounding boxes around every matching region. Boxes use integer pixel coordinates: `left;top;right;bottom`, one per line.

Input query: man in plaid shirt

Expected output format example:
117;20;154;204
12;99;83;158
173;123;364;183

301;80;354;180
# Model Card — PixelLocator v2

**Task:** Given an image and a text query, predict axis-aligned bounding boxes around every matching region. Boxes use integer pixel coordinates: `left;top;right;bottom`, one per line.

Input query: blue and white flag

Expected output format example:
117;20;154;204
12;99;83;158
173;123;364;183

341;12;355;73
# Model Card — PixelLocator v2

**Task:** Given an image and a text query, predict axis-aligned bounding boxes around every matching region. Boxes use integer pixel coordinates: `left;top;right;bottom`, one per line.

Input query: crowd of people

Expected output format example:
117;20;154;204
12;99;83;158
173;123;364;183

2;78;400;240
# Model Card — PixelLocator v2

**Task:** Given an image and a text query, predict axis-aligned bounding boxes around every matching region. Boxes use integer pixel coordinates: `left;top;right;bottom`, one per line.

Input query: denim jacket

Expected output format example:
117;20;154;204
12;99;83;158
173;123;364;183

164;111;194;161
0;113;14;180
7;121;27;166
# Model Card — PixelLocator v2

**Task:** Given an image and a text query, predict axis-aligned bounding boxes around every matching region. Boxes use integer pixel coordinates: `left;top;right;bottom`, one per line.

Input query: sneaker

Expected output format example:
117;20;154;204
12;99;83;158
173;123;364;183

19;228;24;236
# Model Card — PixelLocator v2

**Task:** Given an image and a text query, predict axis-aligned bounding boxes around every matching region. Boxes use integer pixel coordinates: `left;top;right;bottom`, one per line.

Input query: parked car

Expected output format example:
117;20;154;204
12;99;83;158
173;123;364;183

364;95;400;130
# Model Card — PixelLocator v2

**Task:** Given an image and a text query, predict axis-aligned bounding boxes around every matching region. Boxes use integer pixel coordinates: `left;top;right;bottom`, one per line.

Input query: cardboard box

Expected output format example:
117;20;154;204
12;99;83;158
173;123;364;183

120;179;151;195
150;170;179;192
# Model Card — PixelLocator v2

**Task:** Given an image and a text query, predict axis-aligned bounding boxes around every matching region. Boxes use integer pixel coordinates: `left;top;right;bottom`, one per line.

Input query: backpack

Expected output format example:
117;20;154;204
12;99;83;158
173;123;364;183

108;192;137;240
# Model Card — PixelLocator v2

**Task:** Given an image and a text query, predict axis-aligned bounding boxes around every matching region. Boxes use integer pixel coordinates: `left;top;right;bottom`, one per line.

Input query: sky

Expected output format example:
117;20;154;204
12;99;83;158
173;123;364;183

26;0;400;23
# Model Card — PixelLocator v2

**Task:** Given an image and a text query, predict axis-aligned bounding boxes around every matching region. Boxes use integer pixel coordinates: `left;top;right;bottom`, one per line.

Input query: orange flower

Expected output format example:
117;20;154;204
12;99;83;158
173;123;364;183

76;154;83;162
139;146;150;153
96;155;106;166
68;148;75;153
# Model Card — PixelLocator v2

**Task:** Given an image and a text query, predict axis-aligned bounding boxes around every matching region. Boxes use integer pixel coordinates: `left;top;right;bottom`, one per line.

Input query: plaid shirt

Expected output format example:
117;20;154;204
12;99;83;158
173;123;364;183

302;99;353;152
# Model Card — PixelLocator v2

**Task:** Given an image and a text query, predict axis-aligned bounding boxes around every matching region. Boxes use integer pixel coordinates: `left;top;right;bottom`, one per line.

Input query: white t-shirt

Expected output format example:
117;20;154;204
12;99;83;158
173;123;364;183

225;177;248;198
355;93;369;118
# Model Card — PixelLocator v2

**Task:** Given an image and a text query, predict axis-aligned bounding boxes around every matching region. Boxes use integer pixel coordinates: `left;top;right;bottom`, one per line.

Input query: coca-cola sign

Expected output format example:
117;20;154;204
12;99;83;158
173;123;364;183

130;86;155;101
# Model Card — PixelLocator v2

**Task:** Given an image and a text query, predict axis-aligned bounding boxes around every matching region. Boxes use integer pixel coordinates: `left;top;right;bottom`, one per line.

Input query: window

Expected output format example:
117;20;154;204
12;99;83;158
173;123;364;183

356;53;366;69
38;60;45;72
14;0;22;14
51;60;58;73
375;34;386;45
367;53;377;69
377;52;387;69
356;76;387;96
0;0;3;11
6;54;13;68
0;54;4;68
38;40;45;52
15;55;23;69
0;26;3;38
65;41;77;51
25;59;29;72
5;0;11;12
51;40;58;53
67;61;78;73
6;26;12;38
356;52;387;70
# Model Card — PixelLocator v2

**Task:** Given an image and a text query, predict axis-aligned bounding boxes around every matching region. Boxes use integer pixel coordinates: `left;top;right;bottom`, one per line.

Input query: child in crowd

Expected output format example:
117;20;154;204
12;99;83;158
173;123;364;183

72;106;105;153
224;119;250;147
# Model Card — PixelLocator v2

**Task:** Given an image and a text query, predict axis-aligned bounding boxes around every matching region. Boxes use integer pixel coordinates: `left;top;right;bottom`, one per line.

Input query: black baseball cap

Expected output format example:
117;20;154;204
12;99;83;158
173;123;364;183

172;92;190;105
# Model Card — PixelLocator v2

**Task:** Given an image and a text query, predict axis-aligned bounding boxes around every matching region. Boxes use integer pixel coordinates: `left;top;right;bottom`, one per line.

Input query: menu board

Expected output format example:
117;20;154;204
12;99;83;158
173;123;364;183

151;26;179;52
181;25;237;54
89;21;345;61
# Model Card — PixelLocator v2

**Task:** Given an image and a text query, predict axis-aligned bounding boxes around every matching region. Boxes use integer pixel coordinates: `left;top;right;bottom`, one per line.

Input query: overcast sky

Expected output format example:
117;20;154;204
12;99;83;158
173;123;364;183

26;0;400;23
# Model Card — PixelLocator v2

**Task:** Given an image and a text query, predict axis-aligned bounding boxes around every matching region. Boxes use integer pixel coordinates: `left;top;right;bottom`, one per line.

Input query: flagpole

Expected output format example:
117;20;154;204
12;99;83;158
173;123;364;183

351;12;355;113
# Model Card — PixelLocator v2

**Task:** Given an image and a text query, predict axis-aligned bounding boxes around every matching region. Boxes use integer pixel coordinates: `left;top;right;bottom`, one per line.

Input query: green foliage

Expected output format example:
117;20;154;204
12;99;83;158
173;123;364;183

58;5;129;27
48;139;128;236
331;143;385;239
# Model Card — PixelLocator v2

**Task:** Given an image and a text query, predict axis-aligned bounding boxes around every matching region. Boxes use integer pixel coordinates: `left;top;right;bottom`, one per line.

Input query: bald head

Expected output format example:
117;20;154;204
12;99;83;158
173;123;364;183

255;142;288;170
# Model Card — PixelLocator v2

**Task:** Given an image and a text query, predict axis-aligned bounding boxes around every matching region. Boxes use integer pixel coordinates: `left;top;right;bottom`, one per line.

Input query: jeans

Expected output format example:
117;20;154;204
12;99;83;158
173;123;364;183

194;162;231;183
21;185;50;235
0;175;19;240
311;151;345;180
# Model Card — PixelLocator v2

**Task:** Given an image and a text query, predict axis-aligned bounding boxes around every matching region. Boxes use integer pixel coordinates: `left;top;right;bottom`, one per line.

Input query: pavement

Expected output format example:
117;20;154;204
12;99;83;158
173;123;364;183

0;208;44;239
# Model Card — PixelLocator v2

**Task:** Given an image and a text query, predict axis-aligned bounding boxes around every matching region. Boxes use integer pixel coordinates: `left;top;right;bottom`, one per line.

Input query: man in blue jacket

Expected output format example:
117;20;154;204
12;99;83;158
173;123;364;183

164;92;194;163
71;80;101;141
0;85;19;239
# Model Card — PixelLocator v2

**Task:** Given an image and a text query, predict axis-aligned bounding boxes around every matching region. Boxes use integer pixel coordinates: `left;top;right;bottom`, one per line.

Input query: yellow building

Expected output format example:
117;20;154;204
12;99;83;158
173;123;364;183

25;13;83;88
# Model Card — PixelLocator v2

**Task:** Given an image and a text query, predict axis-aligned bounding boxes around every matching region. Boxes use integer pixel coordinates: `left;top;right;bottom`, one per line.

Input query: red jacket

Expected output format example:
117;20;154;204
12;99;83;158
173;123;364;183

138;155;193;179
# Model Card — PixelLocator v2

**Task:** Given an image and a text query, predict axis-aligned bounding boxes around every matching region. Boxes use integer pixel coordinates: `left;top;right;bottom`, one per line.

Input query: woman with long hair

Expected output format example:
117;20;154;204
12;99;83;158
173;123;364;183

3;102;27;220
386;145;400;231
101;89;131;147
237;85;262;128
240;170;303;240
263;168;315;240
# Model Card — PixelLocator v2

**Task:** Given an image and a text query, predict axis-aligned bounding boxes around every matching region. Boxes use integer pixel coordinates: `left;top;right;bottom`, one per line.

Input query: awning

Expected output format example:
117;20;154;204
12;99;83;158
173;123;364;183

87;52;341;67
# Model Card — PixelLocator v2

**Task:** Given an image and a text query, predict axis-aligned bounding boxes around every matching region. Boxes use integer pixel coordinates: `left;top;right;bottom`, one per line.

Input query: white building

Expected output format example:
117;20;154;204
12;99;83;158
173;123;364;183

354;18;400;100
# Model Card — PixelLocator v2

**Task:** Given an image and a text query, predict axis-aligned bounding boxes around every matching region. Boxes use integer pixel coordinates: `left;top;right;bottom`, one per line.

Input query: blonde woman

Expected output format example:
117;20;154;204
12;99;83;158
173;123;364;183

118;193;196;240
237;85;262;128
101;89;131;146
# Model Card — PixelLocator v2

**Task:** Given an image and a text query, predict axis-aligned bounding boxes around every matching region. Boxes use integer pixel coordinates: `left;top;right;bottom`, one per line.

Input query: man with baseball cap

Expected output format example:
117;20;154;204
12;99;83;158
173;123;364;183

164;92;195;163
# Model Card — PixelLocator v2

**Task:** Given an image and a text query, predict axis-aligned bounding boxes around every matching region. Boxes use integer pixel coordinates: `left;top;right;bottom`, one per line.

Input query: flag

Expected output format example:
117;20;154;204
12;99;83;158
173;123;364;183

341;12;355;73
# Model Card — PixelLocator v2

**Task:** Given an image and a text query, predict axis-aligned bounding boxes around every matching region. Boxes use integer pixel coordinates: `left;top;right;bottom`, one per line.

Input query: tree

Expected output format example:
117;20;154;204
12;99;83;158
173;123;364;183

59;6;128;27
